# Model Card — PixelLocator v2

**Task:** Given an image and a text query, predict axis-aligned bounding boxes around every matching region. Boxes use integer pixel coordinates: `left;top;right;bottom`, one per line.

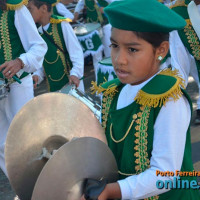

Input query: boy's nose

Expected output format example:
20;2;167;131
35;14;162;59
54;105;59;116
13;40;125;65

114;50;128;66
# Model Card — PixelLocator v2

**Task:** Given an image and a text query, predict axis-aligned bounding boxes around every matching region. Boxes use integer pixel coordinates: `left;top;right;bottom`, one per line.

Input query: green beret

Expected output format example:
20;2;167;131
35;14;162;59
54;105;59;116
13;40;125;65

36;0;59;6
104;0;186;32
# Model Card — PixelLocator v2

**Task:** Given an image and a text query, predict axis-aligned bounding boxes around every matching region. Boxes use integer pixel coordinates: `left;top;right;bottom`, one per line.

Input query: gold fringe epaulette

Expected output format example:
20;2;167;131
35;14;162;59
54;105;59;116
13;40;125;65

52;0;61;7
90;81;118;96
50;17;72;24
134;69;185;108
6;0;28;10
170;0;187;9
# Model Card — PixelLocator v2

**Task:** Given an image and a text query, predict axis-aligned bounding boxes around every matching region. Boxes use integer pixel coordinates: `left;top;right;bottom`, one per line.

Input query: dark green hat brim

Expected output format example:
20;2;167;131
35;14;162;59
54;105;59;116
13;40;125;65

104;0;186;32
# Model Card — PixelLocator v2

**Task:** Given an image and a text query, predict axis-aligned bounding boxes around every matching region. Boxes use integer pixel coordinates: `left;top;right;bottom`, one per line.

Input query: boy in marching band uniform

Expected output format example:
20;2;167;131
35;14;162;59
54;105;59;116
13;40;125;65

0;0;47;175
168;0;200;124
29;0;84;92
87;0;200;199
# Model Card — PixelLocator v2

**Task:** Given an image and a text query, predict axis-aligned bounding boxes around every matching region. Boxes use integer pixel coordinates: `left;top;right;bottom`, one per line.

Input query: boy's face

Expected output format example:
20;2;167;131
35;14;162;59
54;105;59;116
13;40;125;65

110;28;162;85
27;1;43;24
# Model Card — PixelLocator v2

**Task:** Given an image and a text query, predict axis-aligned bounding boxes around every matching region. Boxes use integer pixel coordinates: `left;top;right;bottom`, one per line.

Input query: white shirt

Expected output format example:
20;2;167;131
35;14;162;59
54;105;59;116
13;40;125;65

116;72;191;199
15;5;47;74
56;3;74;20
74;0;114;14
35;21;84;82
169;4;200;87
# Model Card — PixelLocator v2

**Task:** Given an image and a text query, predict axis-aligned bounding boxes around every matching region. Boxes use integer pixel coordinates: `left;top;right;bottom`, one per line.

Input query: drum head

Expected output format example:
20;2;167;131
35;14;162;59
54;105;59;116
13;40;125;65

74;23;101;36
32;137;118;200
99;57;112;66
5;93;106;200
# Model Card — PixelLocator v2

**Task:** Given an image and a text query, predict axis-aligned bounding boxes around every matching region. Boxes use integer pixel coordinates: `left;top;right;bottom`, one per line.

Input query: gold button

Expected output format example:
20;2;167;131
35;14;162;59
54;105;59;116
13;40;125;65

133;114;137;120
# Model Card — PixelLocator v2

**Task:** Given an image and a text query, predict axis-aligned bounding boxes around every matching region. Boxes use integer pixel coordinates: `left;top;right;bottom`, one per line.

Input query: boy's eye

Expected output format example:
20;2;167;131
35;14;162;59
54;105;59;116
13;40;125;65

128;48;137;53
109;43;118;48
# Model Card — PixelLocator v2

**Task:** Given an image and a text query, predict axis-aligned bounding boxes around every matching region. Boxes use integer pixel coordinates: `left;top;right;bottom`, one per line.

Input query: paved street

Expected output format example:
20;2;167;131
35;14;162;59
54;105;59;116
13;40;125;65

0;64;200;199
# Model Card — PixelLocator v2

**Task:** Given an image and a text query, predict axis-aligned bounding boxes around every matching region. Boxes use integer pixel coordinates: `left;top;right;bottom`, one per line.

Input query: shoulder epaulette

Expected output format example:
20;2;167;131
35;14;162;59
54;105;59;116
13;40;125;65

91;78;121;96
135;69;185;108
6;0;28;10
50;14;72;24
170;0;187;9
52;0;60;7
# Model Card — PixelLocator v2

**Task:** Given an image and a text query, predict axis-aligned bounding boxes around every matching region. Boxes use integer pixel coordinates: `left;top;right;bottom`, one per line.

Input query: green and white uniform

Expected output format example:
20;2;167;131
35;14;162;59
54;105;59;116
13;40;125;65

169;0;200;109
92;69;200;199
74;0;114;58
34;15;84;92
0;0;47;176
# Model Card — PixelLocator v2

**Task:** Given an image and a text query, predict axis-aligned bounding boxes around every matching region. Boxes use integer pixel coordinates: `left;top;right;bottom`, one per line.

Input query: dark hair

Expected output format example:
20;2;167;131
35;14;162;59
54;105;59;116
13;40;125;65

0;0;7;10
29;0;52;12
133;32;169;48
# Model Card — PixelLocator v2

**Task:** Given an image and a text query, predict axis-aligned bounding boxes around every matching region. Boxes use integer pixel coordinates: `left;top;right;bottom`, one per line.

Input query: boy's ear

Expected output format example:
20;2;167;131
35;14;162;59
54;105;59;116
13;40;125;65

40;4;48;13
155;41;169;60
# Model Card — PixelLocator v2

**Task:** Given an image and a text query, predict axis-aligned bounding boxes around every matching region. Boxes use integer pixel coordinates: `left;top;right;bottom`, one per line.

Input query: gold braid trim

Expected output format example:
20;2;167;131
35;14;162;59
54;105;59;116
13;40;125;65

0;11;12;61
184;19;200;60
134;106;159;200
91;80;118;129
6;0;28;10
52;23;70;77
50;17;72;24
134;69;185;108
170;0;187;9
90;81;118;95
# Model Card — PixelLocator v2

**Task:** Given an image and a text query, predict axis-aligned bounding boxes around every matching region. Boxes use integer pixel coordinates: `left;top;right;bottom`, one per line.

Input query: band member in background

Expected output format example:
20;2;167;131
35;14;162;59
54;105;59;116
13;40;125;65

87;0;200;199
0;0;47;176
168;0;200;124
54;0;74;20
73;0;114;58
29;0;84;92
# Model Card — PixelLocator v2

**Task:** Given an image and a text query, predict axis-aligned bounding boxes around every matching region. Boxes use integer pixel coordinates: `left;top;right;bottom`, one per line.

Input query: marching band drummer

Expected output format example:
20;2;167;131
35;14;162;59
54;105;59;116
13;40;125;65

86;0;200;199
0;0;47;176
73;0;114;58
29;0;84;92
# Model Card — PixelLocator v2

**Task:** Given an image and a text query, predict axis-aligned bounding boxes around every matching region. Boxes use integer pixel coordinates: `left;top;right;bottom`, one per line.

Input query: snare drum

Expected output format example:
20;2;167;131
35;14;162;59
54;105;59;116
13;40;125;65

74;23;103;57
0;79;8;100
60;84;101;121
96;57;117;86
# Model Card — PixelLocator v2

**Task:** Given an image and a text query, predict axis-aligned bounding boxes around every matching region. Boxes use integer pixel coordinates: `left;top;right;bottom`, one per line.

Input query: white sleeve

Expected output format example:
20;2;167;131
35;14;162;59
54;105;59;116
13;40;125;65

74;0;85;13
15;5;47;73
56;3;74;19
118;96;191;200
169;30;193;86
61;22;84;78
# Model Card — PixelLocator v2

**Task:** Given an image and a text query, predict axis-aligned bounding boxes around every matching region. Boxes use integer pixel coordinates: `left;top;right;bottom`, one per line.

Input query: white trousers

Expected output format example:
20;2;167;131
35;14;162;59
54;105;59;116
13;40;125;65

0;75;34;176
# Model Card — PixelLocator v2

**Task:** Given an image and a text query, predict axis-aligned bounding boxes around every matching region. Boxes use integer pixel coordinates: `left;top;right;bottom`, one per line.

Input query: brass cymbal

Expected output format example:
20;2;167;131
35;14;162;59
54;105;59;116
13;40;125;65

5;93;106;200
32;137;118;200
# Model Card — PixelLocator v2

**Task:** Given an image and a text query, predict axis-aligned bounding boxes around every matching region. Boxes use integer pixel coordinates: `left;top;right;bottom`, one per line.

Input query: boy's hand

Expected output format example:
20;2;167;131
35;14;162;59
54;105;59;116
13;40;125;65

69;75;80;87
32;75;39;89
0;59;22;79
73;12;79;22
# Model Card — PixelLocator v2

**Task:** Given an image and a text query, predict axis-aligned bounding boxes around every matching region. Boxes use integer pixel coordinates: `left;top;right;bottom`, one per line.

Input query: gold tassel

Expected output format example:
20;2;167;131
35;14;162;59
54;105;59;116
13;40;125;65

50;18;72;24
6;0;28;10
90;81;118;95
170;0;187;9
134;69;185;108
